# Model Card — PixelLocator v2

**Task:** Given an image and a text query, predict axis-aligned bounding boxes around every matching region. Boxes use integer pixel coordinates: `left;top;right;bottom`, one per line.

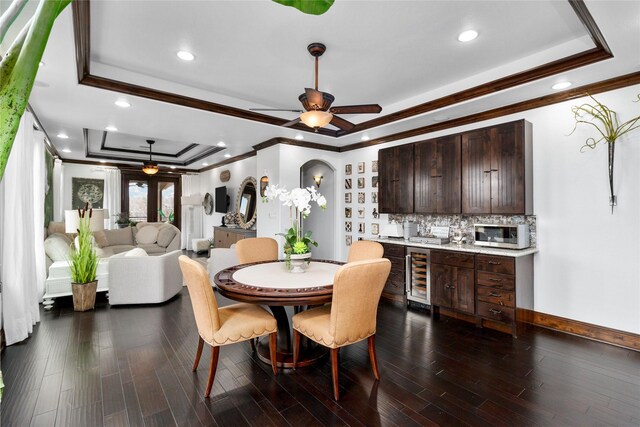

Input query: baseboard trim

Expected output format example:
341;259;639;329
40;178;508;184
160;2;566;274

519;309;640;351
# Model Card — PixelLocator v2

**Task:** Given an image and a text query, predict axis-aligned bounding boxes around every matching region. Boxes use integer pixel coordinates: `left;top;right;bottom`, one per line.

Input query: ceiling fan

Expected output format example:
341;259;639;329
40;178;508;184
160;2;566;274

251;43;382;131
142;140;159;175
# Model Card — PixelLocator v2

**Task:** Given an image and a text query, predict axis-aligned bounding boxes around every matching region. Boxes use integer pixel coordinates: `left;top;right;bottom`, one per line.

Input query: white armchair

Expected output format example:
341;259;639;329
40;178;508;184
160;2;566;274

208;244;238;285
108;250;183;305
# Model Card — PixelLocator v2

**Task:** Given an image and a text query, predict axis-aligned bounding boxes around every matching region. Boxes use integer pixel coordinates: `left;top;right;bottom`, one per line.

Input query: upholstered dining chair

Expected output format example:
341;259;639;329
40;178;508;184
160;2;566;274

178;256;278;398
291;258;391;400
347;240;384;262
236;237;279;264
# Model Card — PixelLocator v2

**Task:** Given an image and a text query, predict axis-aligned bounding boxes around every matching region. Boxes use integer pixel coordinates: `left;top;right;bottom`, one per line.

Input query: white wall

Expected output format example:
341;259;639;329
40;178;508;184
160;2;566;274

199;156;258;238
339;85;640;334
301;160;336;260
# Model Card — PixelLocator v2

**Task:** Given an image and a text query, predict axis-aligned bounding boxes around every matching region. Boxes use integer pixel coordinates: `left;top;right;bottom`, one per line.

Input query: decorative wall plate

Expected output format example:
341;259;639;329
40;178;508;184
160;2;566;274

203;193;214;215
220;170;231;182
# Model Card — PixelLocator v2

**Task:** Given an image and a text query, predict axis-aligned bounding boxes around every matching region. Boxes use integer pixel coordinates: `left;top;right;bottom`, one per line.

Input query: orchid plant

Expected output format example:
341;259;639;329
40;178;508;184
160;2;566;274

263;185;327;256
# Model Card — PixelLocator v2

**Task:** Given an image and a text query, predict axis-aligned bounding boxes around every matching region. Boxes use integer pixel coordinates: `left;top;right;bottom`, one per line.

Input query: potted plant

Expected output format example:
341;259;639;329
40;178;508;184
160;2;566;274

114;212;130;229
68;204;99;311
158;208;174;224
263;185;326;273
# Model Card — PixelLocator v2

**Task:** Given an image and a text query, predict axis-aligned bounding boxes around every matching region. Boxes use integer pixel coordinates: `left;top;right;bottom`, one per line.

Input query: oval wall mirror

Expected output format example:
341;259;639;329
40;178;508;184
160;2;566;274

236;176;257;229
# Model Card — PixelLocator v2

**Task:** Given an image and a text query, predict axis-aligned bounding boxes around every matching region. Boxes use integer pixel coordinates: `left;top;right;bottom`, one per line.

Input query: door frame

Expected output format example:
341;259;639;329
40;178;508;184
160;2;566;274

121;172;182;229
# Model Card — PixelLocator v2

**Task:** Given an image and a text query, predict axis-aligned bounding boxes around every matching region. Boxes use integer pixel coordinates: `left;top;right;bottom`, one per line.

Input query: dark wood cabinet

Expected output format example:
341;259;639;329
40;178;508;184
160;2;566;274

378;145;414;214
462;120;532;215
414;135;461;214
430;250;474;315
380;243;406;302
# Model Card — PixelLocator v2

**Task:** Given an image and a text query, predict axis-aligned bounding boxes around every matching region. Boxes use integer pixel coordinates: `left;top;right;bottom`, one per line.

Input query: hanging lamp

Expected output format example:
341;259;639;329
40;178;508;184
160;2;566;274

142;140;159;175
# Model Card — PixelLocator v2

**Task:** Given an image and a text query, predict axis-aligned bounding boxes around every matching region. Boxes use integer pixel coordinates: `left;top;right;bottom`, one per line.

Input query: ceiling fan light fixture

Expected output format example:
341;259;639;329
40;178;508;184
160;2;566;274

142;162;159;175
300;110;333;129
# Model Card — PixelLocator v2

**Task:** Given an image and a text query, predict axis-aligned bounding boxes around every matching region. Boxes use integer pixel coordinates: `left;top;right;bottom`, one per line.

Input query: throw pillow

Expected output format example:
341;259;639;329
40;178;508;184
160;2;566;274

125;247;148;257
47;221;65;236
44;234;72;261
93;230;109;248
136;226;159;245
104;227;134;246
156;226;177;248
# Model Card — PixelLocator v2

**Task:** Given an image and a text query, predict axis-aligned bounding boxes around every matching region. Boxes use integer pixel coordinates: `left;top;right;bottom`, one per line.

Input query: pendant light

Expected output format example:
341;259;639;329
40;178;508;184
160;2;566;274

142;140;159;175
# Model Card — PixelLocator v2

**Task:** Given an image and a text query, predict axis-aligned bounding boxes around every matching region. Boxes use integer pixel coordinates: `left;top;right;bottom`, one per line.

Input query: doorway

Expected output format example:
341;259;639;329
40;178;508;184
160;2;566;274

300;160;335;260
121;172;181;228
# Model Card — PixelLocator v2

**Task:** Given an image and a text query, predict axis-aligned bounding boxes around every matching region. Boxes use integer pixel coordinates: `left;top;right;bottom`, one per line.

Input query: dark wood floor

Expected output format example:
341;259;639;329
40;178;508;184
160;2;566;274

2;289;639;427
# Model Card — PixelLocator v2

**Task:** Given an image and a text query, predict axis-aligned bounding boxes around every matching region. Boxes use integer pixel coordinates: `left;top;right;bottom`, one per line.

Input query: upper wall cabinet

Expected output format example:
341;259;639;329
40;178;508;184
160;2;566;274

414;135;461;214
462;120;533;215
378;144;414;213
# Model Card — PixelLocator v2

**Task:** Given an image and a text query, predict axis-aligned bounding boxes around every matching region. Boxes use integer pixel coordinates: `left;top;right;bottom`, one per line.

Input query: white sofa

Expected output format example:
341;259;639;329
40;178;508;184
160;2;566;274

108;250;183;305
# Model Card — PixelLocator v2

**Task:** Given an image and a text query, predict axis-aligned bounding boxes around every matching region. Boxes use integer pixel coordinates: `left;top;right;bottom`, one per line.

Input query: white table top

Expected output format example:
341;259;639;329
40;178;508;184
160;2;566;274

232;261;340;289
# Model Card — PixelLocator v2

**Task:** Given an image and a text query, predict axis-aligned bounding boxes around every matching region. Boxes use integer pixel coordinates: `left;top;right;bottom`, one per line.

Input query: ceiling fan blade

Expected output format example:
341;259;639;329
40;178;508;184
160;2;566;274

330;115;355;131
282;117;301;128
304;88;324;108
329;104;382;115
250;108;303;112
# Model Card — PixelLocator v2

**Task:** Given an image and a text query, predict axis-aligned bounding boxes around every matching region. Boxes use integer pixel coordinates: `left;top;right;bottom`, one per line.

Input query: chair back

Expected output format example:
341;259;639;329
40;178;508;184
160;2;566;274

236;237;278;264
329;259;391;346
178;256;221;343
347;240;384;263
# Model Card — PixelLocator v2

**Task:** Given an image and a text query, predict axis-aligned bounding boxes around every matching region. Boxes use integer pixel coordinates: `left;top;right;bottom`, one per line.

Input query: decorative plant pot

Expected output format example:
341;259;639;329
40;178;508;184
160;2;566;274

288;253;311;273
71;281;98;312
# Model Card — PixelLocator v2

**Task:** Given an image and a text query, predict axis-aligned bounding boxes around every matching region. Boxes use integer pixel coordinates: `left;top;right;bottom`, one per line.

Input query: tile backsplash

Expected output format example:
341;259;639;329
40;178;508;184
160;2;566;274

388;214;537;247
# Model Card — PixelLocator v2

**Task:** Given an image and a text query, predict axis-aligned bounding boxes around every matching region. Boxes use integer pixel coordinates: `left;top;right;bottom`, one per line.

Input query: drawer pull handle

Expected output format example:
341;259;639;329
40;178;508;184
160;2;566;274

489;278;503;282
488;261;501;265
489;308;502;315
488;292;501;297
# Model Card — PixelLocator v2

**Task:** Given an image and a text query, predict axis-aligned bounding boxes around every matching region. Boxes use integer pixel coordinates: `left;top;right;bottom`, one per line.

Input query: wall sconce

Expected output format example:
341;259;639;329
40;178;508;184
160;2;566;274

260;175;269;197
313;175;323;188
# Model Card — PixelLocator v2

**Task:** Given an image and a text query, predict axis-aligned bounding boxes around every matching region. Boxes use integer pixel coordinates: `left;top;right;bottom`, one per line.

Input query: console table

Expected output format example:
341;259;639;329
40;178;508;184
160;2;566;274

213;226;256;248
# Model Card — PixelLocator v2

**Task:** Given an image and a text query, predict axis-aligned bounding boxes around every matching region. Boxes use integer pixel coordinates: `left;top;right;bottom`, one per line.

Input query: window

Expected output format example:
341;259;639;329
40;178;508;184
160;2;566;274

121;172;181;227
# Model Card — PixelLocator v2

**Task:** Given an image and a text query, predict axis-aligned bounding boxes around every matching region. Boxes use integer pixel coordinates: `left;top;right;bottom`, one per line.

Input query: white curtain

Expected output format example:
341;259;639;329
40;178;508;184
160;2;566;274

0;113;44;345
103;168;121;229
52;158;64;221
181;174;202;249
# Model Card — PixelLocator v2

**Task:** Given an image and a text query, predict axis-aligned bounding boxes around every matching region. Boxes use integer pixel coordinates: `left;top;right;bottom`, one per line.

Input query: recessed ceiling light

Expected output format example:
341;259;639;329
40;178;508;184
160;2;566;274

552;81;572;90
39;61;45;67
202;162;209;166
61;148;72;153
99;160;107;164
217;141;226;147
57;133;69;139
295;134;304;140
105;126;118;132
114;99;130;108
177;50;195;61
224;154;231;158
458;30;478;42
361;135;370;141
170;166;176;169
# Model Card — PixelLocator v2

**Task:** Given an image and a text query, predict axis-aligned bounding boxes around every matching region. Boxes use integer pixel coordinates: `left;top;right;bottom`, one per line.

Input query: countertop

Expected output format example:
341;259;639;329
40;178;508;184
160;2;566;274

374;237;538;258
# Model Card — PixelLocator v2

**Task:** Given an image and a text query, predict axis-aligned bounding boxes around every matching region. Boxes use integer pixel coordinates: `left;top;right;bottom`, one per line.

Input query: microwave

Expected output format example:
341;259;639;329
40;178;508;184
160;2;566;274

474;224;530;249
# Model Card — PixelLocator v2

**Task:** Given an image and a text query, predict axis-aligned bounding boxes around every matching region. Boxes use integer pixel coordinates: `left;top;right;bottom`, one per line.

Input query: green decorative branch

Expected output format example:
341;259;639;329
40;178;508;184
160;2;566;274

271;0;334;15
0;0;71;182
570;93;640;213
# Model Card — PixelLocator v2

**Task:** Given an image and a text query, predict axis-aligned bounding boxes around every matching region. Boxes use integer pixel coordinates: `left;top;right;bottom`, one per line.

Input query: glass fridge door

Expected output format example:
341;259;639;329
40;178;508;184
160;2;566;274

406;249;430;304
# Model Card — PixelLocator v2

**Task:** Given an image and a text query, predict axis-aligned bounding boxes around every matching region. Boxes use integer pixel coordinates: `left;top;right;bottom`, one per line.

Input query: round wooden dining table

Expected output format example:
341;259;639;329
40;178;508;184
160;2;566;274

214;259;343;368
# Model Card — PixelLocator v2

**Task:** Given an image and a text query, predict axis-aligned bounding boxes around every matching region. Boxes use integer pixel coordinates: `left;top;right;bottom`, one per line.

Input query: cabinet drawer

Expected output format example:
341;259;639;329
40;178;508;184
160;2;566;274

384;271;406;295
476;271;515;290
477;301;515;324
431;250;474;269
477;286;515;308
382;243;405;259
476;255;515;275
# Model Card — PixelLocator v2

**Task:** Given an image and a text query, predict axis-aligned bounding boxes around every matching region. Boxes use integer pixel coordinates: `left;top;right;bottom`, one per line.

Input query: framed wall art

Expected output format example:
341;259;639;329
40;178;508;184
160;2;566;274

71;177;104;209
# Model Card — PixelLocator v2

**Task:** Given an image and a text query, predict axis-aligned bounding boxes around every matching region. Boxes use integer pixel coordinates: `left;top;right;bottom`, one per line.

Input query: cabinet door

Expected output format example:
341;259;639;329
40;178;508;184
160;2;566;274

490;121;525;214
430;263;452;308
414;140;438;214
214;229;225;247
395;144;415;213
462;129;491;214
378;147;396;213
452;267;475;315
437;135;461;213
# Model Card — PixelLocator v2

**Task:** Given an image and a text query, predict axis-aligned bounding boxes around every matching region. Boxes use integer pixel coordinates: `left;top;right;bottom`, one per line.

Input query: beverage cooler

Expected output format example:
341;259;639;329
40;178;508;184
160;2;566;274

405;247;430;305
